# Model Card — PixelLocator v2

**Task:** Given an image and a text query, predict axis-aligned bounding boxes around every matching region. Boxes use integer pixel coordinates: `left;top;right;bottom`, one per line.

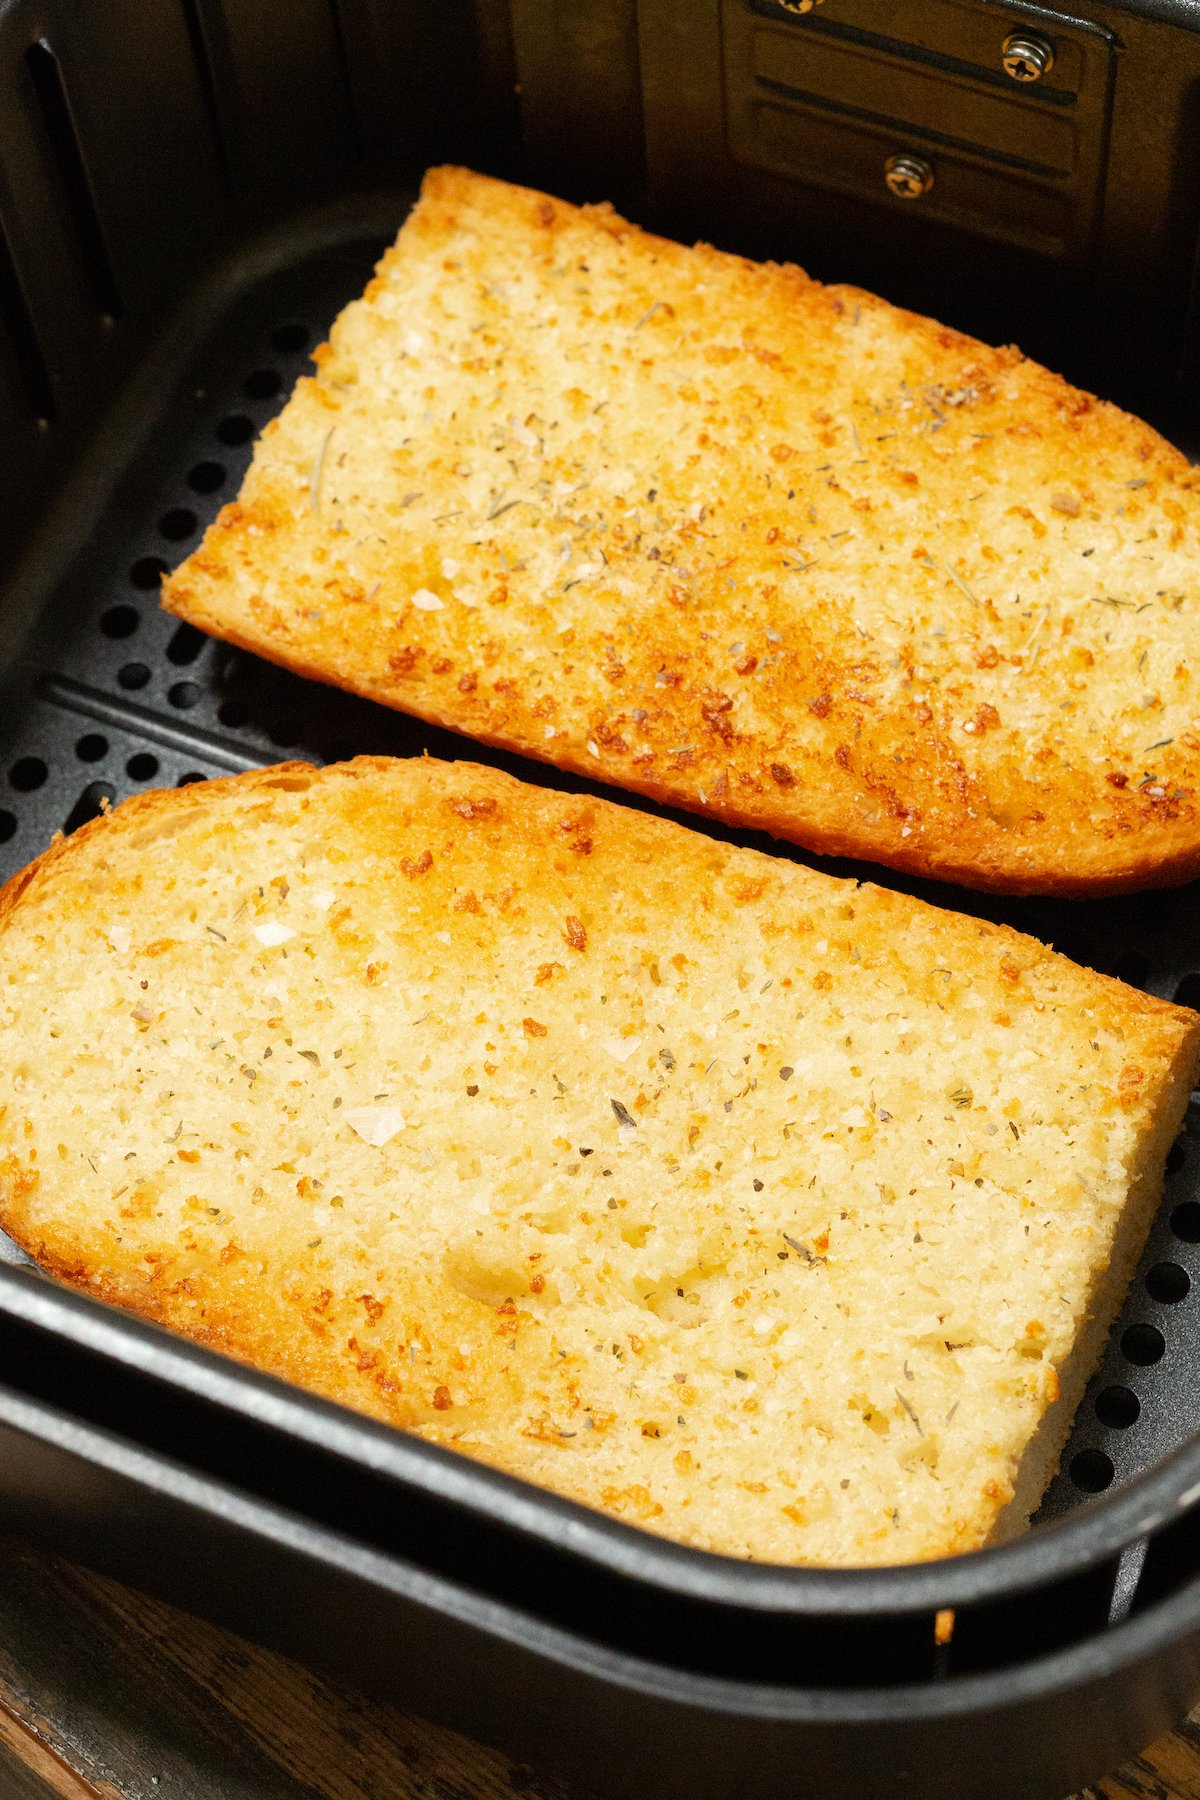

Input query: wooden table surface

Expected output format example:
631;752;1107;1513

0;1530;1196;1800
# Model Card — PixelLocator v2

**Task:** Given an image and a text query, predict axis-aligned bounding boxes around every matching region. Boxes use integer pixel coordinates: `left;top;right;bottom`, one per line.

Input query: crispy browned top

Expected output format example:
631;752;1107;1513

165;167;1200;895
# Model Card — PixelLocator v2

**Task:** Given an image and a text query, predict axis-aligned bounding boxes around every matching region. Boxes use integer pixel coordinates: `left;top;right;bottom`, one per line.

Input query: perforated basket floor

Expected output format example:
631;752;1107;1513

0;222;1198;1535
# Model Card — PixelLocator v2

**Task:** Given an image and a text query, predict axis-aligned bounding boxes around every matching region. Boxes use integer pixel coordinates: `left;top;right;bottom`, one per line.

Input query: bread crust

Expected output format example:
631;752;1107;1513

1;757;1197;1565
164;166;1200;897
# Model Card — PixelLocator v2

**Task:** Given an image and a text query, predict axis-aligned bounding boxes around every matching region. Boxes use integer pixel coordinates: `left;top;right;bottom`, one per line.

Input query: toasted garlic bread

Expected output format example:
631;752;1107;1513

166;167;1200;896
0;758;1196;1565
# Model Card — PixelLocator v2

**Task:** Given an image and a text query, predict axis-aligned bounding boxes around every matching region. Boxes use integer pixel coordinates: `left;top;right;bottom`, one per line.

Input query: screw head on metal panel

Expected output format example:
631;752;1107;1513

1001;31;1054;81
884;153;934;201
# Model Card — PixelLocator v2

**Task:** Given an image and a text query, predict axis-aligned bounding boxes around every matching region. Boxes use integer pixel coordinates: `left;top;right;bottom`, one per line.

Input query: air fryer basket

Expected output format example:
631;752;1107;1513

5;3;1200;1796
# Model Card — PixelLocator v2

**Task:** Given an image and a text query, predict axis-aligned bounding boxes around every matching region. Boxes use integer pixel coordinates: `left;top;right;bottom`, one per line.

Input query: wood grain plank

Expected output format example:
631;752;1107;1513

1093;1737;1200;1800
0;1534;572;1800
0;1706;102;1800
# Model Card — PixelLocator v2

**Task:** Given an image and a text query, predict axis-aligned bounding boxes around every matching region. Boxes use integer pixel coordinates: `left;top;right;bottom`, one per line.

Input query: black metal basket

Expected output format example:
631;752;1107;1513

4;4;1200;1795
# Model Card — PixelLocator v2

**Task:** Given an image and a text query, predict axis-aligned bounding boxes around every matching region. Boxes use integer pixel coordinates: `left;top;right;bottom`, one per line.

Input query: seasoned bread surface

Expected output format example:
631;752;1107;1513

1;758;1196;1565
166;166;1200;896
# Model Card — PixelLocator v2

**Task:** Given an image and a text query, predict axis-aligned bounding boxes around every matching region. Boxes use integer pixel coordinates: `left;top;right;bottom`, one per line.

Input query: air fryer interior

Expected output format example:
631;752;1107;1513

2;0;1200;1564
2;210;1200;1546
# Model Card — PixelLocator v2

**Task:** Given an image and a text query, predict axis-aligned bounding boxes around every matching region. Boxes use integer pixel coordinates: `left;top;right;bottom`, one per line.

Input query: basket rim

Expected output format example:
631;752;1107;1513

2;1261;1197;1624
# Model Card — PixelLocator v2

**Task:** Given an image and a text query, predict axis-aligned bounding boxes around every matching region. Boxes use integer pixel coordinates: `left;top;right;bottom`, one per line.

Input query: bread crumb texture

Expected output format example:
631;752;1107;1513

166;166;1200;897
1;759;1196;1565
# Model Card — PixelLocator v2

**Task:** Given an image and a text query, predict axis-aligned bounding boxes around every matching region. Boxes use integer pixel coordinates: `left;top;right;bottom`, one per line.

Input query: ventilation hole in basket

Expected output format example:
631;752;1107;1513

1095;1385;1140;1429
0;210;55;423
270;719;301;748
75;733;108;763
63;780;115;835
126;753;159;782
177;0;232;195
217;699;251;729
25;42;120;322
25;48;112;320
1111;950;1151;988
216;413;254;446
1122;1322;1166;1366
0;810;15;844
118;662;151;691
187;459;227;495
166;622;207;667
159;506;198;542
1069;1449;1114;1494
272;322;309;353
9;756;47;792
100;603;139;637
129;556;168;591
168;681;202;711
245;367;282;399
1167;1138;1187;1176
1174;973;1200;1010
177;771;206;786
1146;1261;1191;1305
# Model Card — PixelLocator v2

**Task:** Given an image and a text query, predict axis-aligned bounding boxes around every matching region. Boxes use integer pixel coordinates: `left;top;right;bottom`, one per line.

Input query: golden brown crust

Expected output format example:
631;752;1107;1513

1;757;1197;1565
165;166;1200;897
